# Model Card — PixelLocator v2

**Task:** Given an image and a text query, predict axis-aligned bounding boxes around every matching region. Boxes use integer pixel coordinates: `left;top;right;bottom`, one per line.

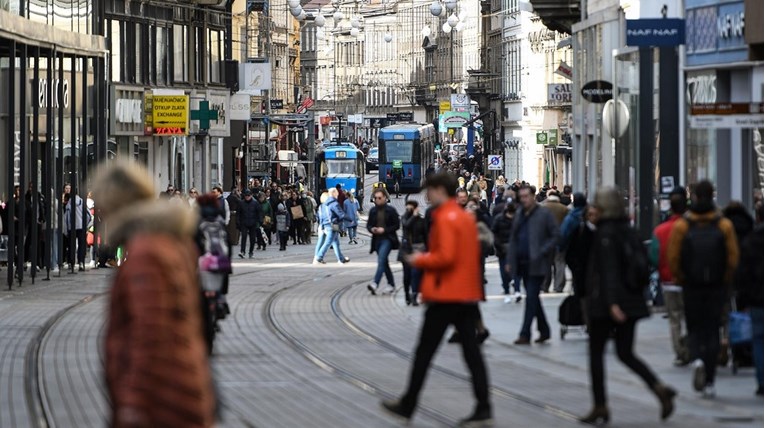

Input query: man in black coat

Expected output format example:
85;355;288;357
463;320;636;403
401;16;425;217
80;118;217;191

237;189;263;258
366;189;400;295
400;200;427;305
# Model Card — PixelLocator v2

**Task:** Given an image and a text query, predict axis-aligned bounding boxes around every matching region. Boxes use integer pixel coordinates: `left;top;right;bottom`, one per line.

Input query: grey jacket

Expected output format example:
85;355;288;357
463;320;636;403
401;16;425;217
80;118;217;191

507;204;559;277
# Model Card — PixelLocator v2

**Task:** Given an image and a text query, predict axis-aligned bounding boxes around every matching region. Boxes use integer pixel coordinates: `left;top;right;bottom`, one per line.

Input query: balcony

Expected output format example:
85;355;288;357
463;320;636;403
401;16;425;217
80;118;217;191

528;0;580;34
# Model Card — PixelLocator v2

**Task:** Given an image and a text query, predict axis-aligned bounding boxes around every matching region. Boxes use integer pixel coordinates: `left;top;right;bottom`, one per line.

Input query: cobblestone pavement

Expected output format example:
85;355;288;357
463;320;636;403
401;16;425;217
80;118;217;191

0;175;761;427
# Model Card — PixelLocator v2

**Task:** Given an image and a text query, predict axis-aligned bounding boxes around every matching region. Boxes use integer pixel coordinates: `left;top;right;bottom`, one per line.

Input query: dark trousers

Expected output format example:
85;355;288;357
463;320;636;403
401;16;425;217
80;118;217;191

588;319;658;406
497;253;511;294
402;263;422;296
278;231;288;250
401;304;491;414
240;225;258;254
684;288;725;385
66;229;86;265
518;263;550;339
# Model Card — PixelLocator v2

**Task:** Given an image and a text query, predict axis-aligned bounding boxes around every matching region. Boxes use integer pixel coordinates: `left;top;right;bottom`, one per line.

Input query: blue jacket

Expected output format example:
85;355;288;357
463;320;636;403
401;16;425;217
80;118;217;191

343;199;359;228
559;206;585;251
319;197;345;228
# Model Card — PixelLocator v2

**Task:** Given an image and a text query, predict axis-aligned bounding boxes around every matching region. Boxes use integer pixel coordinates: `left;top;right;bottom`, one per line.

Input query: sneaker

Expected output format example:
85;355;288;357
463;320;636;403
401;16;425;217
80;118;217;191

381;285;395;295
367;281;378;295
51;267;60;274
238;253;245;259
249;253;254;259
341;257;350;263
87;260;96;268
503;296;513;304
313;258;325;265
458;409;493;427
692;359;706;392
702;384;716;399
514;292;523;303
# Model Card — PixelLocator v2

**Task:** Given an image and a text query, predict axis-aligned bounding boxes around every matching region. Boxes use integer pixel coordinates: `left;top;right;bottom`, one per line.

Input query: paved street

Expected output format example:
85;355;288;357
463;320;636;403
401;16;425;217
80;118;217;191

0;177;762;428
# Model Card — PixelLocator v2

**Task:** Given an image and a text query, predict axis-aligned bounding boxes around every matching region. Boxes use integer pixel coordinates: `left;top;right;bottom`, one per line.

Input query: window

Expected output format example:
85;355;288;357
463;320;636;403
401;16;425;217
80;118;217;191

109;19;122;82
173;24;187;82
208;29;222;83
384;141;413;163
156;26;168;85
326;159;356;175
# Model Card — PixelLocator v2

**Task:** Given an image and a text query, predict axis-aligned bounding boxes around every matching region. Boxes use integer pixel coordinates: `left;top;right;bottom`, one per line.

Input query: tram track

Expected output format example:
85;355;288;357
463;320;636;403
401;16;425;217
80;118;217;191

329;282;581;424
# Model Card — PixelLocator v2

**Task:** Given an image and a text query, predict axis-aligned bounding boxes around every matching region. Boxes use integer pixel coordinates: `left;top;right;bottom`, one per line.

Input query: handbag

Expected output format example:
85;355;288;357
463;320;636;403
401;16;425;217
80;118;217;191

290;205;304;220
729;297;753;346
263;215;272;226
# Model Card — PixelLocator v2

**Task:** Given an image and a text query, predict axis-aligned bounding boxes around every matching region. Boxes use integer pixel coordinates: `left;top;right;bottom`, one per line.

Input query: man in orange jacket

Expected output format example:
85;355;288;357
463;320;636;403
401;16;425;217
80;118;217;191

382;172;492;427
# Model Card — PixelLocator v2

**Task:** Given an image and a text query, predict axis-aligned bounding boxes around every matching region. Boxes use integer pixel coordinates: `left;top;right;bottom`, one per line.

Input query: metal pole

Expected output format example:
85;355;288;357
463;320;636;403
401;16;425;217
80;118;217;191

69;54;77;273
6;40;16;289
57;52;64;275
31;48;40;283
81;57;89;268
18;43;27;286
44;48;53;280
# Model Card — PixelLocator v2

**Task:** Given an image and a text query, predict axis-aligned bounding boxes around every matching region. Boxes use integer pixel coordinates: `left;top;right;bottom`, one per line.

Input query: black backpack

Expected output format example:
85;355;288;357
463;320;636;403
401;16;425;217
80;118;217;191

622;228;651;291
680;217;727;287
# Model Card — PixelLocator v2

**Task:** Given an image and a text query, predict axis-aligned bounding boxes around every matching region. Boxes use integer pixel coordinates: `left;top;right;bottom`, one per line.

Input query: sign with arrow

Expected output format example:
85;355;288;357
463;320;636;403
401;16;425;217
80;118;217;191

152;95;189;135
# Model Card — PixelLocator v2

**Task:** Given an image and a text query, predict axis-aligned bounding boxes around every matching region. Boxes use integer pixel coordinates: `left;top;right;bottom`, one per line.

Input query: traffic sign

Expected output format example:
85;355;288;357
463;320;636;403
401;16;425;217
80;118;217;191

487;155;503;171
153;95;189;135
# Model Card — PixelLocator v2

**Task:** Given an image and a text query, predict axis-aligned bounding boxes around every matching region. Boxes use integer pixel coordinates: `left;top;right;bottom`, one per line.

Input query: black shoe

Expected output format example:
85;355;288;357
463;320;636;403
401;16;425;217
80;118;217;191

534;335;551;344
381;399;413;421
249;253;254;259
514;337;531;345
458;408;493;427
78;264;85;272
238;253;245;259
756;386;763;396
579;406;610;425
477;330;490;345
653;384;676;420
405;293;412;305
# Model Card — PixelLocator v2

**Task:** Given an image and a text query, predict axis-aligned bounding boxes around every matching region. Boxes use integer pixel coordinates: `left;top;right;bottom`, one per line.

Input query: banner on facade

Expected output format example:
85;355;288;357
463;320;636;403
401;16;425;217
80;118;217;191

548;129;558;146
240;62;272;92
554;61;573;80
152;95;189;135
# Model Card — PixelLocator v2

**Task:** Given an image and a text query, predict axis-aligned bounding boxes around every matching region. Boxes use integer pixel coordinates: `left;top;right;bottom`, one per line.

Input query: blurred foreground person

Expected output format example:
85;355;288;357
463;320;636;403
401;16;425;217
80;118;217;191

382;172;492;427
582;187;675;425
95;162;215;428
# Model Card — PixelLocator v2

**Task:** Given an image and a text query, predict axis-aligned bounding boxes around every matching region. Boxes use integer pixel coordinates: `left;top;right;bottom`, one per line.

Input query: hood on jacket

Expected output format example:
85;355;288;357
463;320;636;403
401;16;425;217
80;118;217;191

108;200;199;246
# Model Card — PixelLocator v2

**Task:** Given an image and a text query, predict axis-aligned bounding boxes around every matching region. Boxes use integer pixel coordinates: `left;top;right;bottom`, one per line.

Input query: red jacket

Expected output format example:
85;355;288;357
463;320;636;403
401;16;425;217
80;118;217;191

414;199;483;303
651;214;682;283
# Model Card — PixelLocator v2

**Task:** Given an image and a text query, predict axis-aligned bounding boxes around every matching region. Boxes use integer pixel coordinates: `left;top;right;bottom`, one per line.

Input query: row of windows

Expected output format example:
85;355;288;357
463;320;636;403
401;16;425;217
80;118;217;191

107;18;224;86
4;0;96;35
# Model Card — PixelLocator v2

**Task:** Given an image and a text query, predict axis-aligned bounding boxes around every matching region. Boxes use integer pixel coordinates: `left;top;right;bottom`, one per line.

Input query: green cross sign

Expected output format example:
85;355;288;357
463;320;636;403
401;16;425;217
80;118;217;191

190;100;219;130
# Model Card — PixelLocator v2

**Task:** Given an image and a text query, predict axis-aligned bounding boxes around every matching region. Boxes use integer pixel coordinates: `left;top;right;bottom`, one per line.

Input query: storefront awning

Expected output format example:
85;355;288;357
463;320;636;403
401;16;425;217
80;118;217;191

0;9;106;56
528;0;580;35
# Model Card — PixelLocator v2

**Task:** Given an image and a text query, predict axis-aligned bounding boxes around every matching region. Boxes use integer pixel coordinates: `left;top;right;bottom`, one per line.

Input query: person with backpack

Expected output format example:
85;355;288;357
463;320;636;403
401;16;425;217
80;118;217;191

649;186;690;367
581;187;676;425
667;180;739;398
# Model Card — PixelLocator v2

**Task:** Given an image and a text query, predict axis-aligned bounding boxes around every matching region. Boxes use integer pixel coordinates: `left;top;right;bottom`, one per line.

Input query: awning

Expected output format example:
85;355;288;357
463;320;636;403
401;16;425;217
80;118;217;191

528;0;580;35
0;9;107;56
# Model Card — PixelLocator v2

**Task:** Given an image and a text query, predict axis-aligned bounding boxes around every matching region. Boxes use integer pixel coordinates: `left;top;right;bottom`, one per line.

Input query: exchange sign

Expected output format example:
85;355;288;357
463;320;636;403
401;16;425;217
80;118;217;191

153;95;189;135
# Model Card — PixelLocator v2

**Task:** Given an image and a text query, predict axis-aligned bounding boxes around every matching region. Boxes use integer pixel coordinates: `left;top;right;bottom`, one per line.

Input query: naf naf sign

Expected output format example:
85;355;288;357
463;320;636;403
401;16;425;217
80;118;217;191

626;19;685;47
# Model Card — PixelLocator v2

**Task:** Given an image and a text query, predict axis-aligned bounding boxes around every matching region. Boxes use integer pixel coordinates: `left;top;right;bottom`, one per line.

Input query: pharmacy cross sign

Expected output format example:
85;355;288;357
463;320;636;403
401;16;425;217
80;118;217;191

191;100;219;130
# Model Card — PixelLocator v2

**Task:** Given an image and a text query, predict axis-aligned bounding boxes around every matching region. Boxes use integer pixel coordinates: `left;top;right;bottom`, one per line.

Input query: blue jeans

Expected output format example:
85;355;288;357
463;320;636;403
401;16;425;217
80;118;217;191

518;264;550;339
752;307;764;390
374;239;395;286
347;226;357;241
317;227;345;261
313;227;326;259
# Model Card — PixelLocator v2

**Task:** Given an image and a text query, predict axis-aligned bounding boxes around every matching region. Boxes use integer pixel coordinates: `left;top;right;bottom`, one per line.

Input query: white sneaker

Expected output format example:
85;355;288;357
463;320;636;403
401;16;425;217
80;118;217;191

51;267;60;274
514;292;523;303
702;384;716;399
88;260;96;268
381;285;395;295
313;258;325;265
367;281;379;295
504;295;513;304
692;359;706;392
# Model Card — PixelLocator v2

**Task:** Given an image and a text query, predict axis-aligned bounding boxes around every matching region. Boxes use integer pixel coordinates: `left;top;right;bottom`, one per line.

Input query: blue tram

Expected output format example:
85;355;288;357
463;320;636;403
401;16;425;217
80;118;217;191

316;142;365;200
377;124;437;194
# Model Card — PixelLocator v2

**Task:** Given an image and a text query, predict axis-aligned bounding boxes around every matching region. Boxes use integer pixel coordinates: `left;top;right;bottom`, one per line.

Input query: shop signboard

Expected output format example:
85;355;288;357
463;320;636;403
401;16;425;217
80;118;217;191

547;84;572;105
442;111;470;129
397;112;414;122
206;91;230;137
450;93;470;112
548;129;558;146
230;93;251;121
239;62;272;92
686;1;748;66
152;95;189;135
690;102;764;129
439;100;451;113
270;99;284;110
111;85;146;136
626;19;685;47
536;131;548;145
581;80;613;103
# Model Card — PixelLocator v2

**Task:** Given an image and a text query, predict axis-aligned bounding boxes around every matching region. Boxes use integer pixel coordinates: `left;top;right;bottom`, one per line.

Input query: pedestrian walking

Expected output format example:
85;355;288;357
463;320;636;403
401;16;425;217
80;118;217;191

382;172;492;427
260;192;274;246
226;187;241;248
542;189;568;293
314;188;349;264
366;188;400;295
343;191;359;244
237;189;263;258
493;202;520;303
508;185;559;345
399;200;427;305
276;203;291;251
64;190;89;272
737;203;764;395
581;187;676;425
95;162;215;428
667;180;740;398
564;199;597;326
649;186;690;366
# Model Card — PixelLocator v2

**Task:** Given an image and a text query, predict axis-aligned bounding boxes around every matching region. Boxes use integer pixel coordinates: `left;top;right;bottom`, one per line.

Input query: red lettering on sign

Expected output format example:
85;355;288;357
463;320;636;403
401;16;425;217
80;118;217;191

154;127;186;135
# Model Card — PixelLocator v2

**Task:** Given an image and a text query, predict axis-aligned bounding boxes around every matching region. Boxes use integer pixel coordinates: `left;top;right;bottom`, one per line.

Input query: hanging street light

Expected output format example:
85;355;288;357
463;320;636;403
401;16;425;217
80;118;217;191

421;25;431;37
429;0;442;17
315;14;326;27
